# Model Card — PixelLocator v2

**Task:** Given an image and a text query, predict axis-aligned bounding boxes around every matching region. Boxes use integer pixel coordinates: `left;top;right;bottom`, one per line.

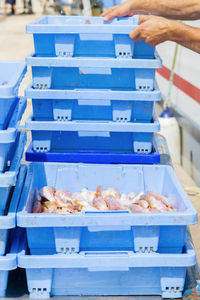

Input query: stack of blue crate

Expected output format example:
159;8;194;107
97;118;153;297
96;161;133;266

0;165;27;297
17;16;198;299
0;62;27;215
25;16;162;162
0;62;27;296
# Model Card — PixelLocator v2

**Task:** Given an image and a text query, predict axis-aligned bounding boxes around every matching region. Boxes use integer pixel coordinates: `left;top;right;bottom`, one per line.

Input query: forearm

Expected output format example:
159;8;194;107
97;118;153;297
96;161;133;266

133;0;200;20
168;21;200;53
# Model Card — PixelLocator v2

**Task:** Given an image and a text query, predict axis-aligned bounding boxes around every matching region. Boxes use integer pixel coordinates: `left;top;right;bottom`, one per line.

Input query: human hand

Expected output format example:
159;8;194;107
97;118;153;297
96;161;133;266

102;0;137;21
129;15;174;46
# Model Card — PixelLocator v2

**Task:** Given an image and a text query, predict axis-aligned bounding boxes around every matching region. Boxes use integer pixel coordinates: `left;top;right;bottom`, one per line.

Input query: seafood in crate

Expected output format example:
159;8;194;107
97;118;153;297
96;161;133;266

17;163;197;254
33;185;175;214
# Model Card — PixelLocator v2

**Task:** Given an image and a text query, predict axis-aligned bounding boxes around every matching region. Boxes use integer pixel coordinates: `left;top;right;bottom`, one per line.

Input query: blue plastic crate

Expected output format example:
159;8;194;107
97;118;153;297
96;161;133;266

25;134;168;164
26;82;161;123
27;16;155;59
17;163;197;255
0;62;26;130
18;238;196;299
25;112;160;154
0;132;26;216
0;227;26;297
27;53;162;91
0;165;27;255
0;97;26;173
25;134;171;165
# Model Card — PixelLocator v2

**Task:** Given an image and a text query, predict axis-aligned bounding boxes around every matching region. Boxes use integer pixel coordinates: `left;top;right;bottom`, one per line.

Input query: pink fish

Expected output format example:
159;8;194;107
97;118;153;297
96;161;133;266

147;191;173;209
54;195;74;210
105;198;123;210
146;195;169;212
39;186;56;203
95;186;103;198
92;198;108;210
128;204;149;213
104;188;121;199
138;200;149;209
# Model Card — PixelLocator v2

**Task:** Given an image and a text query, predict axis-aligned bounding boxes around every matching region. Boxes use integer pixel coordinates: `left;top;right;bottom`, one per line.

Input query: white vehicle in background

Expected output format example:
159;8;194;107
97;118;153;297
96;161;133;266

157;20;200;186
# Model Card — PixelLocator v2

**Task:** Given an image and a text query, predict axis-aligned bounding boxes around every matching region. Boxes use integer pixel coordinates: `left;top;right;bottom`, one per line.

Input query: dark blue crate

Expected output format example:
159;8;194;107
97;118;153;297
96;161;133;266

27;16;155;59
27;53;162;91
0;62;26;130
25;134;170;164
25;144;160;164
26;82;161;123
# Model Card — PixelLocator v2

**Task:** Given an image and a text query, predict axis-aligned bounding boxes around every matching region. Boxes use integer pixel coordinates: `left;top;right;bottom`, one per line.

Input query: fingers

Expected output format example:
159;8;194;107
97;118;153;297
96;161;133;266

102;3;132;21
102;6;120;21
101;7;115;17
129;27;142;41
138;14;150;24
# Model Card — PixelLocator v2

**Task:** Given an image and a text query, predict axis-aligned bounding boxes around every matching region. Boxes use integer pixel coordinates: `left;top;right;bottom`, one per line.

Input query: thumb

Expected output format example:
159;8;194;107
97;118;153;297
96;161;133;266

129;27;140;40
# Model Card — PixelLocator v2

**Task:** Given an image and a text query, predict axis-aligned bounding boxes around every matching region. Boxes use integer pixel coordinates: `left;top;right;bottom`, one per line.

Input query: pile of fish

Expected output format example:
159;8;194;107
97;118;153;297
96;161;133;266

32;186;175;214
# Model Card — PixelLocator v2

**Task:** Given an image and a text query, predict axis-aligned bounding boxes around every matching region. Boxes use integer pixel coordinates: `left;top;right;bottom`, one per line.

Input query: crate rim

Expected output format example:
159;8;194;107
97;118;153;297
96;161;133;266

25;82;161;101
17;163;197;227
26;16;142;34
26;51;162;69
17;238;196;269
25;111;160;132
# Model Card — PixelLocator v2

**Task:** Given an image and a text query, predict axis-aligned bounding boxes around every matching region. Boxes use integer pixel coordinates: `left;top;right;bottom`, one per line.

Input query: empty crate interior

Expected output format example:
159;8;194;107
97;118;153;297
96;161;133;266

33;16;138;25
0;62;25;88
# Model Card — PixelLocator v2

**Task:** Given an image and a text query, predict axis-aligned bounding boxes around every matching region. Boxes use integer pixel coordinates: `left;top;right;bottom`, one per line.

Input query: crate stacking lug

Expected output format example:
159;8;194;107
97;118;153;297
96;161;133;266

54;227;81;254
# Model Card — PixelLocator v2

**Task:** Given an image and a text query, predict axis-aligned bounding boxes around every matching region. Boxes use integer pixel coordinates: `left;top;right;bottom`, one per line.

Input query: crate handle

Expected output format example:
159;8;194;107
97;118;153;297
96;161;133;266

77;99;111;106
79;67;111;75
8;97;26;129
78;131;110;137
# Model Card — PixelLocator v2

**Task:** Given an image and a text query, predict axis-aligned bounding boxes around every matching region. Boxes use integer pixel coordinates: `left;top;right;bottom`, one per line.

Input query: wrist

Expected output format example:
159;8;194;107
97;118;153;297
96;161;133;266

130;0;153;14
167;20;182;42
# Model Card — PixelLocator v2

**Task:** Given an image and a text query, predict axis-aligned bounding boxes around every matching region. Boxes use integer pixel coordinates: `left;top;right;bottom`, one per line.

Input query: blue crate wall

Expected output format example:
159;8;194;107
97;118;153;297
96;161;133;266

18;239;196;299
